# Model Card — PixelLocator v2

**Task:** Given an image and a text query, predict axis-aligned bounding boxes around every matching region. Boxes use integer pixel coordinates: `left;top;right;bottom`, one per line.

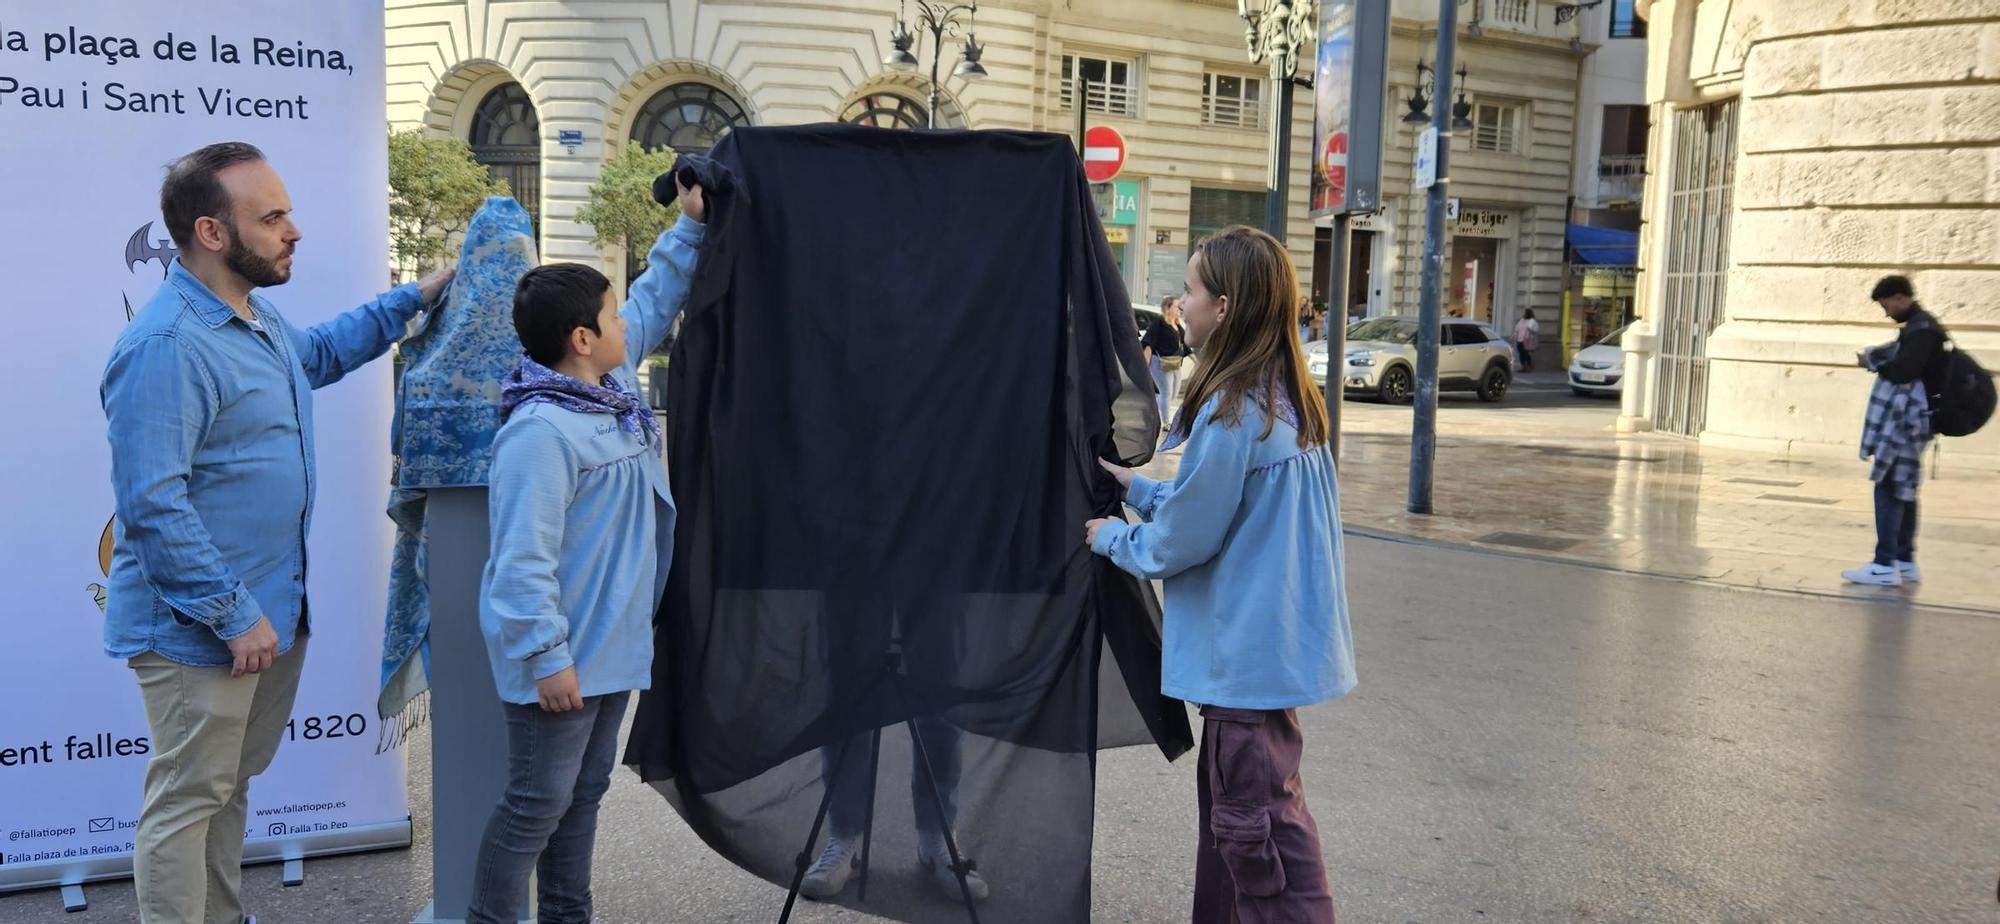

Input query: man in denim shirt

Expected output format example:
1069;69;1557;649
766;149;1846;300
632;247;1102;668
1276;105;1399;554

100;142;453;924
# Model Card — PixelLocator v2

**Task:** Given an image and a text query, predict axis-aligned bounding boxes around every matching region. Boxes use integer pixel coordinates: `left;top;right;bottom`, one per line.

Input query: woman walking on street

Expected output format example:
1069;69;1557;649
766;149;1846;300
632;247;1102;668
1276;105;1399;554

1513;309;1540;371
1144;296;1190;425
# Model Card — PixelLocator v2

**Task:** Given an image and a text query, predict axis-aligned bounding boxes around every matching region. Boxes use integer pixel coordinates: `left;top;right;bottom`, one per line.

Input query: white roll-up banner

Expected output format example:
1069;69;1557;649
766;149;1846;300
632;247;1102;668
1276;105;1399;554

0;1;409;890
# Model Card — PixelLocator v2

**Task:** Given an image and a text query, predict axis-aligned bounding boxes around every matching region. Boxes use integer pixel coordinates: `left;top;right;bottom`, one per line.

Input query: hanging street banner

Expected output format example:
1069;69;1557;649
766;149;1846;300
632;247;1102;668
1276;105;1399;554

1312;0;1391;217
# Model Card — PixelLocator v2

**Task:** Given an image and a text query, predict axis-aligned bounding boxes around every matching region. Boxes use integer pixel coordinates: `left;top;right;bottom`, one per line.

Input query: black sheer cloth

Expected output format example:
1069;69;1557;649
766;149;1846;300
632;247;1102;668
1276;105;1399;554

627;125;1192;923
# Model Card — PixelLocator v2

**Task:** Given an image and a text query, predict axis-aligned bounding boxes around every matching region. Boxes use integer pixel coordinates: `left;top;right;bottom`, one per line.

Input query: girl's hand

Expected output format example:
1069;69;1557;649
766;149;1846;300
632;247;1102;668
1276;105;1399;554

1098;458;1136;488
1085;517;1117;549
675;176;706;223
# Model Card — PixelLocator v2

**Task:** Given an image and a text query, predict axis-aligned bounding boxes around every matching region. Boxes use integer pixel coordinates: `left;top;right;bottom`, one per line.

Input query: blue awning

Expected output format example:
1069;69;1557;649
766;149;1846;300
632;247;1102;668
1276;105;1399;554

1566;223;1638;266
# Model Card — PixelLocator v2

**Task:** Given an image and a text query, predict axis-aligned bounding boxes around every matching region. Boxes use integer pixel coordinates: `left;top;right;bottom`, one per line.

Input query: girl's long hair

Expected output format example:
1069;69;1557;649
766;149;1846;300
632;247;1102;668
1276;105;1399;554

1170;225;1330;449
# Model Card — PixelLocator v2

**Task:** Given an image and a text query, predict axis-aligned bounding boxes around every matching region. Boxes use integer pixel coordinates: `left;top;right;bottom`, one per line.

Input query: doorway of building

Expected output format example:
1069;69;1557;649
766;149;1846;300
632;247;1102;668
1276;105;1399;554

1347;231;1376;322
1449;237;1499;322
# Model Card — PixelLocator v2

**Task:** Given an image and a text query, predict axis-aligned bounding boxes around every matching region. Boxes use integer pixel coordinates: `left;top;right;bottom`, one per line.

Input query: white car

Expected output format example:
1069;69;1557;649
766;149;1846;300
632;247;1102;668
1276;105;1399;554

1568;324;1629;397
1307;317;1515;403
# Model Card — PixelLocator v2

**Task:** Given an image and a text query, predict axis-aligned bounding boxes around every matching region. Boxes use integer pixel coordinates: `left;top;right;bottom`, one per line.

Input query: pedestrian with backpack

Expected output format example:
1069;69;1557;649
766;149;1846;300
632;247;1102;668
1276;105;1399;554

1841;275;1995;587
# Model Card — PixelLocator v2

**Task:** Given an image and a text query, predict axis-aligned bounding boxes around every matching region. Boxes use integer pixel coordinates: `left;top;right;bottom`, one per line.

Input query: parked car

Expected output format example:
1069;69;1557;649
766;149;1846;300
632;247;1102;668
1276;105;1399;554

1306;316;1515;403
1568;324;1629;397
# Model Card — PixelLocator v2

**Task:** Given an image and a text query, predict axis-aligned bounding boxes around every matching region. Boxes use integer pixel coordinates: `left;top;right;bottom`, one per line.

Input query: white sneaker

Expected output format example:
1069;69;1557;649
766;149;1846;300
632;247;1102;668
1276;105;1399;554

800;834;859;900
918;831;990;902
1841;562;1903;587
1898;561;1922;584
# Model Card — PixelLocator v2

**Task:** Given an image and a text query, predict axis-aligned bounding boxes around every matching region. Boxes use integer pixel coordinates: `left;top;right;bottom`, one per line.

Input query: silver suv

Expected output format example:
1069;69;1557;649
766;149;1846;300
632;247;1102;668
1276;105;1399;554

1306;317;1515;403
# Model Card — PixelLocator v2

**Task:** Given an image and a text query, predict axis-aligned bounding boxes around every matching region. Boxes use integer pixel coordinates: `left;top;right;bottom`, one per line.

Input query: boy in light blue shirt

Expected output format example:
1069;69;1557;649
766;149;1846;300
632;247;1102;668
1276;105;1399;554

464;179;704;924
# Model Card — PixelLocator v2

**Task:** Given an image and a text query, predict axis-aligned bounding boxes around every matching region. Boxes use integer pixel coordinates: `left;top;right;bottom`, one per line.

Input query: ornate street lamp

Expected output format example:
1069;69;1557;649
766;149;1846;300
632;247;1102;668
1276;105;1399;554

884;0;987;129
1403;61;1475;130
1237;0;1316;242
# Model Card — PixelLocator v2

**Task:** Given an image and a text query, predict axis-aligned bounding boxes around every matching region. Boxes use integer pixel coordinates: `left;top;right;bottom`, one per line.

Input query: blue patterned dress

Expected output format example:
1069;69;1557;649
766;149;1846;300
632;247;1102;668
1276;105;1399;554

378;197;537;745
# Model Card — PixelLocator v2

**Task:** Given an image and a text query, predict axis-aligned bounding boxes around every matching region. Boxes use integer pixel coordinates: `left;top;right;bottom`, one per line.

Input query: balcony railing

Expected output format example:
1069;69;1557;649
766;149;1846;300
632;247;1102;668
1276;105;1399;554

1491;0;1532;25
1060;78;1137;117
1596;154;1646;204
1202;94;1261;129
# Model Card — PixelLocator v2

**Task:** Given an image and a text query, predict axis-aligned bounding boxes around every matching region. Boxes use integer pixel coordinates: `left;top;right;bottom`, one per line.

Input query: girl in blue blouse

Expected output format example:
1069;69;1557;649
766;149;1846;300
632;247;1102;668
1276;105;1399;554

1088;225;1355;924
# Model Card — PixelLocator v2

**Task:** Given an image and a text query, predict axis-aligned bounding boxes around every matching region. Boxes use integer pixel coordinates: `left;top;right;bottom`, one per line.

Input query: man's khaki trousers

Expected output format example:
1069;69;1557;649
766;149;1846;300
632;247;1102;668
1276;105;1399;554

130;637;308;924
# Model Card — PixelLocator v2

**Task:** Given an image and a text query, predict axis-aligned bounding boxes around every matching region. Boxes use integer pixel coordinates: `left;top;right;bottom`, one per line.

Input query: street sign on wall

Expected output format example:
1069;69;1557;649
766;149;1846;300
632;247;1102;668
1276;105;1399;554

1414;126;1439;189
1109;180;1139;224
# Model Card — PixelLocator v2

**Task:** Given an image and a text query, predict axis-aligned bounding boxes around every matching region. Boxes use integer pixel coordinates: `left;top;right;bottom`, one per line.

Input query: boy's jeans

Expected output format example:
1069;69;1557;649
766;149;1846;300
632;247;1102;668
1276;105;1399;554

466;691;631;924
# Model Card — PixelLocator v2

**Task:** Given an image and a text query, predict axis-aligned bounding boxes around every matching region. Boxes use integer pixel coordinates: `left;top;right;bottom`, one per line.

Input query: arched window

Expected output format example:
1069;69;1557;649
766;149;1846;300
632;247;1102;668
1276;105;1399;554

841;92;929;129
629;82;750;154
468;83;541;233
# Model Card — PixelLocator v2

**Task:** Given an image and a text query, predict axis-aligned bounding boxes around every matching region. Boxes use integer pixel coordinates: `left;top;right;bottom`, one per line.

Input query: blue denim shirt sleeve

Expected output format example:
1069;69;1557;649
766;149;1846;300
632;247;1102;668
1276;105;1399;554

622;214;705;365
284;283;425;389
484;415;581;681
102;333;268;639
1091;401;1254;580
1122;474;1174;521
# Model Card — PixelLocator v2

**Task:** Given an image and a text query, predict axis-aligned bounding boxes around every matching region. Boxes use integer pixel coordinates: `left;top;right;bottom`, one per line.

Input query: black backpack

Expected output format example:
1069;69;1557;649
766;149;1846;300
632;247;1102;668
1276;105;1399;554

1932;337;1995;437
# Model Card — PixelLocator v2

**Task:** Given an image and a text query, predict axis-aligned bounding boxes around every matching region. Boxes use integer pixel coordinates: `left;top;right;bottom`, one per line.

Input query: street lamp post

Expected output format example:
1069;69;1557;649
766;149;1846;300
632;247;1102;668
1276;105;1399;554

1237;0;1315;243
884;0;988;129
1406;1;1465;515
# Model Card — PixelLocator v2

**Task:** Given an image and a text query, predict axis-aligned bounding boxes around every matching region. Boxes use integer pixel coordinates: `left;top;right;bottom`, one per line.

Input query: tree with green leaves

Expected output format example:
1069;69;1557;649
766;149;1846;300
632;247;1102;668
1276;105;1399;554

575;144;682;274
387;128;508;276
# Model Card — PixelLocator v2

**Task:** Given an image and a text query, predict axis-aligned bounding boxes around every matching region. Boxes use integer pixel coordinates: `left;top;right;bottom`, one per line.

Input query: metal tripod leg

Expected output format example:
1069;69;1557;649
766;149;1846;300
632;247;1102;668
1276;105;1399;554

856;726;883;901
778;734;856;924
907;716;982;924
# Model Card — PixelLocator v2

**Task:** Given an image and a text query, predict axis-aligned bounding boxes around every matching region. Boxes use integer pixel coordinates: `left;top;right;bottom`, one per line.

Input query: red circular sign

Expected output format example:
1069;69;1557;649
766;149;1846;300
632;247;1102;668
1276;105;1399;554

1323;131;1349;204
1082;125;1127;183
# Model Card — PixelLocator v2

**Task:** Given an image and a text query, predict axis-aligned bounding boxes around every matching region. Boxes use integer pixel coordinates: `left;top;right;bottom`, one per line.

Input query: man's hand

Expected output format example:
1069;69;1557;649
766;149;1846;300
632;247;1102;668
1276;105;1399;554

1085;517;1119;550
676;175;706;224
1098;458;1136;488
415;267;456;305
536;666;584;713
226;617;279;678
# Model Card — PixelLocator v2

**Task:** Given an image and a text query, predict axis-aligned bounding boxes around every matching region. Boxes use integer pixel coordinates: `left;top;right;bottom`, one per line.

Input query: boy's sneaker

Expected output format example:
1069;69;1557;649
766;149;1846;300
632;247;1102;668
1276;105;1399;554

1841;562;1903;586
1898;561;1922;584
918;831;990;902
800;834;859;900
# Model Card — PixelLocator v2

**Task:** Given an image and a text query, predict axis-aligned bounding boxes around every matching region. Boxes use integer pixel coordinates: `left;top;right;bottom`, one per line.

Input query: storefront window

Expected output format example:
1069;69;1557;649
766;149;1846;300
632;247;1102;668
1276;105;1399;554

1093;180;1142;288
1188;187;1267;253
1449;237;1499;322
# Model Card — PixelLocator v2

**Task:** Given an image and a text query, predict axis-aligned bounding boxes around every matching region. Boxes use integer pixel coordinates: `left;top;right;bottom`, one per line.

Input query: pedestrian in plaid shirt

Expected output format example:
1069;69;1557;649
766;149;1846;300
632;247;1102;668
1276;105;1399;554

1843;275;1944;587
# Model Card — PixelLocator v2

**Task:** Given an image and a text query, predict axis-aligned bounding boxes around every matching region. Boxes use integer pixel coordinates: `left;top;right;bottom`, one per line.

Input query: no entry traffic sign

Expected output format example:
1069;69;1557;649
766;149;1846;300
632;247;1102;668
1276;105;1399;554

1083;125;1127;183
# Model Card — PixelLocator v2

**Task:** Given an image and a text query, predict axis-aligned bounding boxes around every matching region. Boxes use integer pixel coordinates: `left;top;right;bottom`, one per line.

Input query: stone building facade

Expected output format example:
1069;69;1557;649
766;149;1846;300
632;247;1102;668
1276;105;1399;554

1623;0;2000;467
1317;1;1589;348
384;0;1317;305
386;1;1594;334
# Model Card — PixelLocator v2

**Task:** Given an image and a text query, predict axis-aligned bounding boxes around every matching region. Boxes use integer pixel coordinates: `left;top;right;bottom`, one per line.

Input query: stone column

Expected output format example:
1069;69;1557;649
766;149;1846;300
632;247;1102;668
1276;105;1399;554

1697;2;2000;465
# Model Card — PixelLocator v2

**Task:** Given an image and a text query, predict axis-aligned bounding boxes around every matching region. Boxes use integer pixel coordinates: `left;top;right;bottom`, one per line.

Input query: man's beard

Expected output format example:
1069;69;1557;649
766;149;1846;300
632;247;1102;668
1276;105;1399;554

224;220;292;288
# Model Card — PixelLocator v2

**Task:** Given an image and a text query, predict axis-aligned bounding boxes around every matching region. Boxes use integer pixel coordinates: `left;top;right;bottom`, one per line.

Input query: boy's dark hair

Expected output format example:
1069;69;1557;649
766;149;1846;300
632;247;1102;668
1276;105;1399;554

1870;274;1915;300
514;263;612;366
161;142;266;251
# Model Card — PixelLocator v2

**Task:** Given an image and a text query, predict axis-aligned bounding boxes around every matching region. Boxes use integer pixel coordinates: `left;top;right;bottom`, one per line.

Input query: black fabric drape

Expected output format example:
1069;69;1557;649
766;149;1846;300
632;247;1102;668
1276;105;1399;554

628;125;1192;924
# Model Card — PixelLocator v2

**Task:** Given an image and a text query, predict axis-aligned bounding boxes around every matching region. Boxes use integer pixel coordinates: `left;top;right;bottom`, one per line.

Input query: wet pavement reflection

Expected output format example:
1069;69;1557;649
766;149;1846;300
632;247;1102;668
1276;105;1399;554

1142;386;1998;614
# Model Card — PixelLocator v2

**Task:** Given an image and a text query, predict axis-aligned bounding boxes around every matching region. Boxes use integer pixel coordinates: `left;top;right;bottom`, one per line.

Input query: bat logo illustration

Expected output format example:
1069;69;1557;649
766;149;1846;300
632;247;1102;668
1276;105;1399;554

126;222;177;277
96;224;171;608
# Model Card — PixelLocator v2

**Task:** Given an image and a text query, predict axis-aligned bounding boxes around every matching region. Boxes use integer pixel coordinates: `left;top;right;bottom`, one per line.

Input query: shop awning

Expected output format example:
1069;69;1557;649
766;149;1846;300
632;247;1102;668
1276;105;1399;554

1566;223;1639;266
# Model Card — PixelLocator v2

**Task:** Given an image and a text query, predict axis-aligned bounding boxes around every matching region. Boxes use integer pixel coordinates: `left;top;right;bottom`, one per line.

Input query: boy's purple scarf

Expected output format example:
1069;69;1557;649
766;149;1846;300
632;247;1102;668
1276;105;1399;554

500;355;660;442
